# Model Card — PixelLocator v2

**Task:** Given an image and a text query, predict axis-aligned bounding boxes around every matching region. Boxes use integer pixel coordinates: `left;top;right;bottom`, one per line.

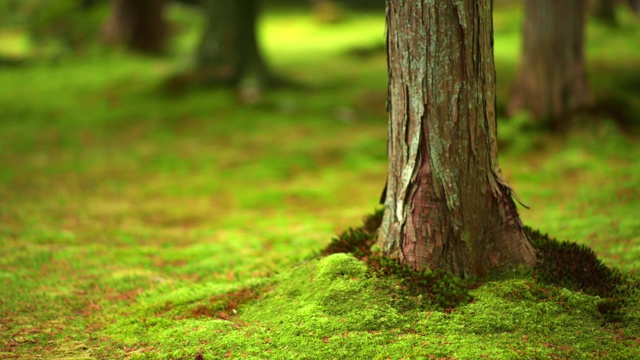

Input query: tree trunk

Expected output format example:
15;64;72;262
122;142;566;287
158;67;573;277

101;0;168;54
507;0;592;127
595;0;617;26
197;0;270;92
377;0;536;278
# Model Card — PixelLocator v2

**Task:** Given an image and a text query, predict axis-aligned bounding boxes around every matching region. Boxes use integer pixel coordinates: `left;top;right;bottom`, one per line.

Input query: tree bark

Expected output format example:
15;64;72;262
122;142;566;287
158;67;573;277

507;0;592;127
377;0;536;278
101;0;169;54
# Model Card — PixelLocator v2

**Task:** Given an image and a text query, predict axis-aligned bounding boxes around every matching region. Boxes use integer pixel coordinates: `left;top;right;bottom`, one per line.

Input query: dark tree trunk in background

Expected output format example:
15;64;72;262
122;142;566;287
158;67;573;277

311;0;346;23
595;0;617;26
378;0;536;278
507;0;592;127
197;0;270;102
101;0;169;54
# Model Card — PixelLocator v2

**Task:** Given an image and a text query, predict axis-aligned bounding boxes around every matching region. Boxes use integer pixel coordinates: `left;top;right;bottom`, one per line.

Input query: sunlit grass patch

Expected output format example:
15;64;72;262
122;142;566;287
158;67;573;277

0;27;30;58
262;11;385;63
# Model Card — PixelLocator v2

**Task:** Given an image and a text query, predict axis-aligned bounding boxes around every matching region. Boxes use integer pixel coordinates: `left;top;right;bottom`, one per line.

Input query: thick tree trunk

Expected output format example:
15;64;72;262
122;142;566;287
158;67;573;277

507;0;592;127
101;0;168;54
378;0;536;278
197;0;270;90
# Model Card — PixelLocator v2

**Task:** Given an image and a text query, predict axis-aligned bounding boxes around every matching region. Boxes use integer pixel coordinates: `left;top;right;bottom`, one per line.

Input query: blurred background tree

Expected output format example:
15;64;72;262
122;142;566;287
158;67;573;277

197;0;265;79
595;0;618;25
0;0;638;125
507;0;592;129
594;0;640;26
193;0;271;103
101;0;169;54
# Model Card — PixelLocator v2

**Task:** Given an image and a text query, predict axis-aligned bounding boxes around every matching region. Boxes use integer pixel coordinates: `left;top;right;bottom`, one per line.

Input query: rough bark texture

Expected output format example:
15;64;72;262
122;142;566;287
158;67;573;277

507;0;592;126
101;0;168;54
197;0;269;88
378;0;536;278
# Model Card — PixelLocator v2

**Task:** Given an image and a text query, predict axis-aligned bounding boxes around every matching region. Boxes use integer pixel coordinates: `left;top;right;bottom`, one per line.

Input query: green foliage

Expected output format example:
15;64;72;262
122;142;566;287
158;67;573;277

4;0;107;54
497;111;543;154
0;0;28;26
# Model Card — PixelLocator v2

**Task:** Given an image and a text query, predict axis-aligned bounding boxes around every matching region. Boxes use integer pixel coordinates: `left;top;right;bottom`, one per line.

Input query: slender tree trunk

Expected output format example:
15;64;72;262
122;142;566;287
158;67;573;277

507;0;591;127
378;0;535;278
101;0;168;54
197;0;269;89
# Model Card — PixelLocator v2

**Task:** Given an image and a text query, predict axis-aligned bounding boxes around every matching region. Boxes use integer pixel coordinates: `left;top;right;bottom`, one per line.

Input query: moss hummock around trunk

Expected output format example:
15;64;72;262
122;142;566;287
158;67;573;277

97;211;638;359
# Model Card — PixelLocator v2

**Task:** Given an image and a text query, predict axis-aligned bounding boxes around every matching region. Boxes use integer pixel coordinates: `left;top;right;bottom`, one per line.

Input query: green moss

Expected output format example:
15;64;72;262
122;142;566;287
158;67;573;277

322;209;472;310
106;260;638;359
321;208;383;257
526;226;623;297
316;253;368;280
321;227;373;257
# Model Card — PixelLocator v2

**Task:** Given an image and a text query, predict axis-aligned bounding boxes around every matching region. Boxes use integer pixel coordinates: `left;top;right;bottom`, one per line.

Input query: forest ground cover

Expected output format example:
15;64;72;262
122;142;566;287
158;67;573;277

1;5;639;359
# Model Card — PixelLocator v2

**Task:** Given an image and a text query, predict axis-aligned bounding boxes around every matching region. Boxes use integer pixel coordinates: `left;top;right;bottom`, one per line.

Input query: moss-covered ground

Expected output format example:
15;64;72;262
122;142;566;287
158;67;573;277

1;4;639;359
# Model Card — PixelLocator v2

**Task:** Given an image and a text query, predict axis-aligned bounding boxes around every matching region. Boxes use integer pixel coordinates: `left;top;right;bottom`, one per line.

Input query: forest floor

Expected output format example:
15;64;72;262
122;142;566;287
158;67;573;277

1;5;639;360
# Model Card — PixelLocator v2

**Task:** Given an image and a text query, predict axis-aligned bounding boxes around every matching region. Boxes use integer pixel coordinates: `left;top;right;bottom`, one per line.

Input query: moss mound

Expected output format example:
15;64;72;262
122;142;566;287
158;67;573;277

322;210;629;314
321;208;382;257
525;226;634;322
322;208;471;310
525;226;623;297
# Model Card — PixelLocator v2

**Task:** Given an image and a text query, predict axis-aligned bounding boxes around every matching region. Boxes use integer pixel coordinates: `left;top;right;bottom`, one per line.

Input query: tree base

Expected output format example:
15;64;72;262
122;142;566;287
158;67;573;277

162;67;301;104
322;209;625;299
